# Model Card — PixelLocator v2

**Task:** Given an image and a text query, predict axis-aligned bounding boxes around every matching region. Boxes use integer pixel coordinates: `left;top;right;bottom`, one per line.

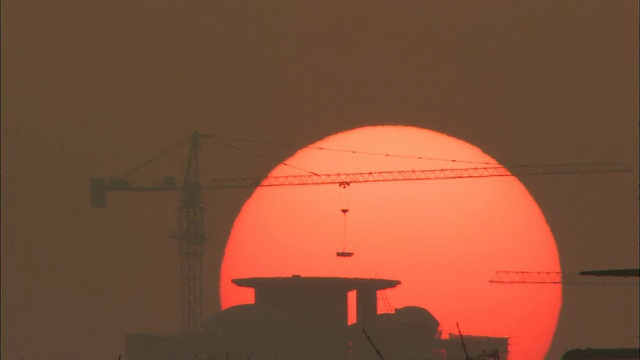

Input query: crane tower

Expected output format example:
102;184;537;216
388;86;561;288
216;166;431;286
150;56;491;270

174;133;206;332
91;132;208;332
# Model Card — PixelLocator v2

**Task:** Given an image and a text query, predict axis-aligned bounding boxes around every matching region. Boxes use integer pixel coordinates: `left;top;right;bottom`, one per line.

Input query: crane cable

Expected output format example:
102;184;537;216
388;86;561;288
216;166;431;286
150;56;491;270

340;182;350;254
336;181;354;257
122;134;194;178
120;134;630;181
212;135;497;166
120;132;500;181
205;137;320;176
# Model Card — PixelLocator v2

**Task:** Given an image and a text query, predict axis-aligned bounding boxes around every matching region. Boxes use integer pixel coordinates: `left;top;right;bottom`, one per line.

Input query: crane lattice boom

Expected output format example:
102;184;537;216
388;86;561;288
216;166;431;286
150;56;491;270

489;270;640;285
92;162;629;195
490;271;563;284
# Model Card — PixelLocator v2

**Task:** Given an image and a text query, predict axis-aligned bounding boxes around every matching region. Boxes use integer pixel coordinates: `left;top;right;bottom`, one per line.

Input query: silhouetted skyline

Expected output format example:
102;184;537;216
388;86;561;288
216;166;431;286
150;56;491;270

127;275;509;360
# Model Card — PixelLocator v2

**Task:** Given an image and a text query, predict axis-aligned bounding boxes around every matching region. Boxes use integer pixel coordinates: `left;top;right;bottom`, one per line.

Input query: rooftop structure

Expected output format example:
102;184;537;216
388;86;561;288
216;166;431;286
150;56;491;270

126;275;508;360
233;276;400;326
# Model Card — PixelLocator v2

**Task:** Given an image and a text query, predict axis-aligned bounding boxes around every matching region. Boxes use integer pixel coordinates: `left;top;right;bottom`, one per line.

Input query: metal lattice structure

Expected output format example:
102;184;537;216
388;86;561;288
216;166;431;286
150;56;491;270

172;134;206;332
490;271;564;284
489;270;640;285
91;132;210;333
95;162;630;192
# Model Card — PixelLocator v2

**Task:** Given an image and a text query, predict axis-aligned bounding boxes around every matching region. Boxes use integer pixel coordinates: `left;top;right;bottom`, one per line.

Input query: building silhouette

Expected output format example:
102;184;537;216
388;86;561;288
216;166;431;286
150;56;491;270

126;275;508;360
560;348;639;360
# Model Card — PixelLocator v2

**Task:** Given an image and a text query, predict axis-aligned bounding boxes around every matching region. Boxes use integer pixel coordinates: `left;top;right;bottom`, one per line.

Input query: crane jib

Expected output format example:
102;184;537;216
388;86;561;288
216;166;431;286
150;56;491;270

90;162;631;200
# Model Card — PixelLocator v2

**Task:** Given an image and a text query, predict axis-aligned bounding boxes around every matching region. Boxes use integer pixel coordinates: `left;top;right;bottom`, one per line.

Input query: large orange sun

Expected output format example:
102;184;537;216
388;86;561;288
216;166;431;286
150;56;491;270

220;125;561;360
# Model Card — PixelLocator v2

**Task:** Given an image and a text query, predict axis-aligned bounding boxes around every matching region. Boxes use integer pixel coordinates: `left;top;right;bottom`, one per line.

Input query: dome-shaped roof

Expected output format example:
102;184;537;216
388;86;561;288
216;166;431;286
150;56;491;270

393;306;440;327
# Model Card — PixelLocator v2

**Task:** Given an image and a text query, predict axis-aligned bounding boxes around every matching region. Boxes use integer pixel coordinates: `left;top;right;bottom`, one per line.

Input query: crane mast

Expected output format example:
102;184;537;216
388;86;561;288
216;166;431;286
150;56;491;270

173;132;206;332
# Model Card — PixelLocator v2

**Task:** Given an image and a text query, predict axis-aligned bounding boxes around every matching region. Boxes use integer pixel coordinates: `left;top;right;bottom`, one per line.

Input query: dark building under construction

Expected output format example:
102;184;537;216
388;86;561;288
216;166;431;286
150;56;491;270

126;275;508;360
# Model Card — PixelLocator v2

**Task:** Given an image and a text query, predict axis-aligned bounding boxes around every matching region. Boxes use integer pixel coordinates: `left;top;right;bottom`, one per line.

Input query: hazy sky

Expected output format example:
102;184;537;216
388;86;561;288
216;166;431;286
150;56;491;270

2;1;638;360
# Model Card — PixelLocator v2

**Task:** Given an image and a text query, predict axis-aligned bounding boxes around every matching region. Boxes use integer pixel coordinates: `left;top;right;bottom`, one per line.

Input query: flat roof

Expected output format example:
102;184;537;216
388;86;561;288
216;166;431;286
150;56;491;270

232;275;400;291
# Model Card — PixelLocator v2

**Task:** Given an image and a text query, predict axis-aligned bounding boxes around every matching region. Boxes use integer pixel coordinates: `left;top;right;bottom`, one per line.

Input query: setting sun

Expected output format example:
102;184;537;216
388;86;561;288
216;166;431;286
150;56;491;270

220;125;562;360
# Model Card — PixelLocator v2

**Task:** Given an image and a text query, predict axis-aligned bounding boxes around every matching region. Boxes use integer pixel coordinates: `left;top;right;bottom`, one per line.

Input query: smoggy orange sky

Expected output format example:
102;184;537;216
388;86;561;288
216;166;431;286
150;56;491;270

2;2;637;360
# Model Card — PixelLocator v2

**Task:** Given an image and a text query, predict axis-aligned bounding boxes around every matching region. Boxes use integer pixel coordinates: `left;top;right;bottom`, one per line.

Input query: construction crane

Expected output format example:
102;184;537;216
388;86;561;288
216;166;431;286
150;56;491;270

497;268;640;359
489;270;640;285
91;133;209;332
580;268;640;277
490;271;564;284
89;131;631;332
